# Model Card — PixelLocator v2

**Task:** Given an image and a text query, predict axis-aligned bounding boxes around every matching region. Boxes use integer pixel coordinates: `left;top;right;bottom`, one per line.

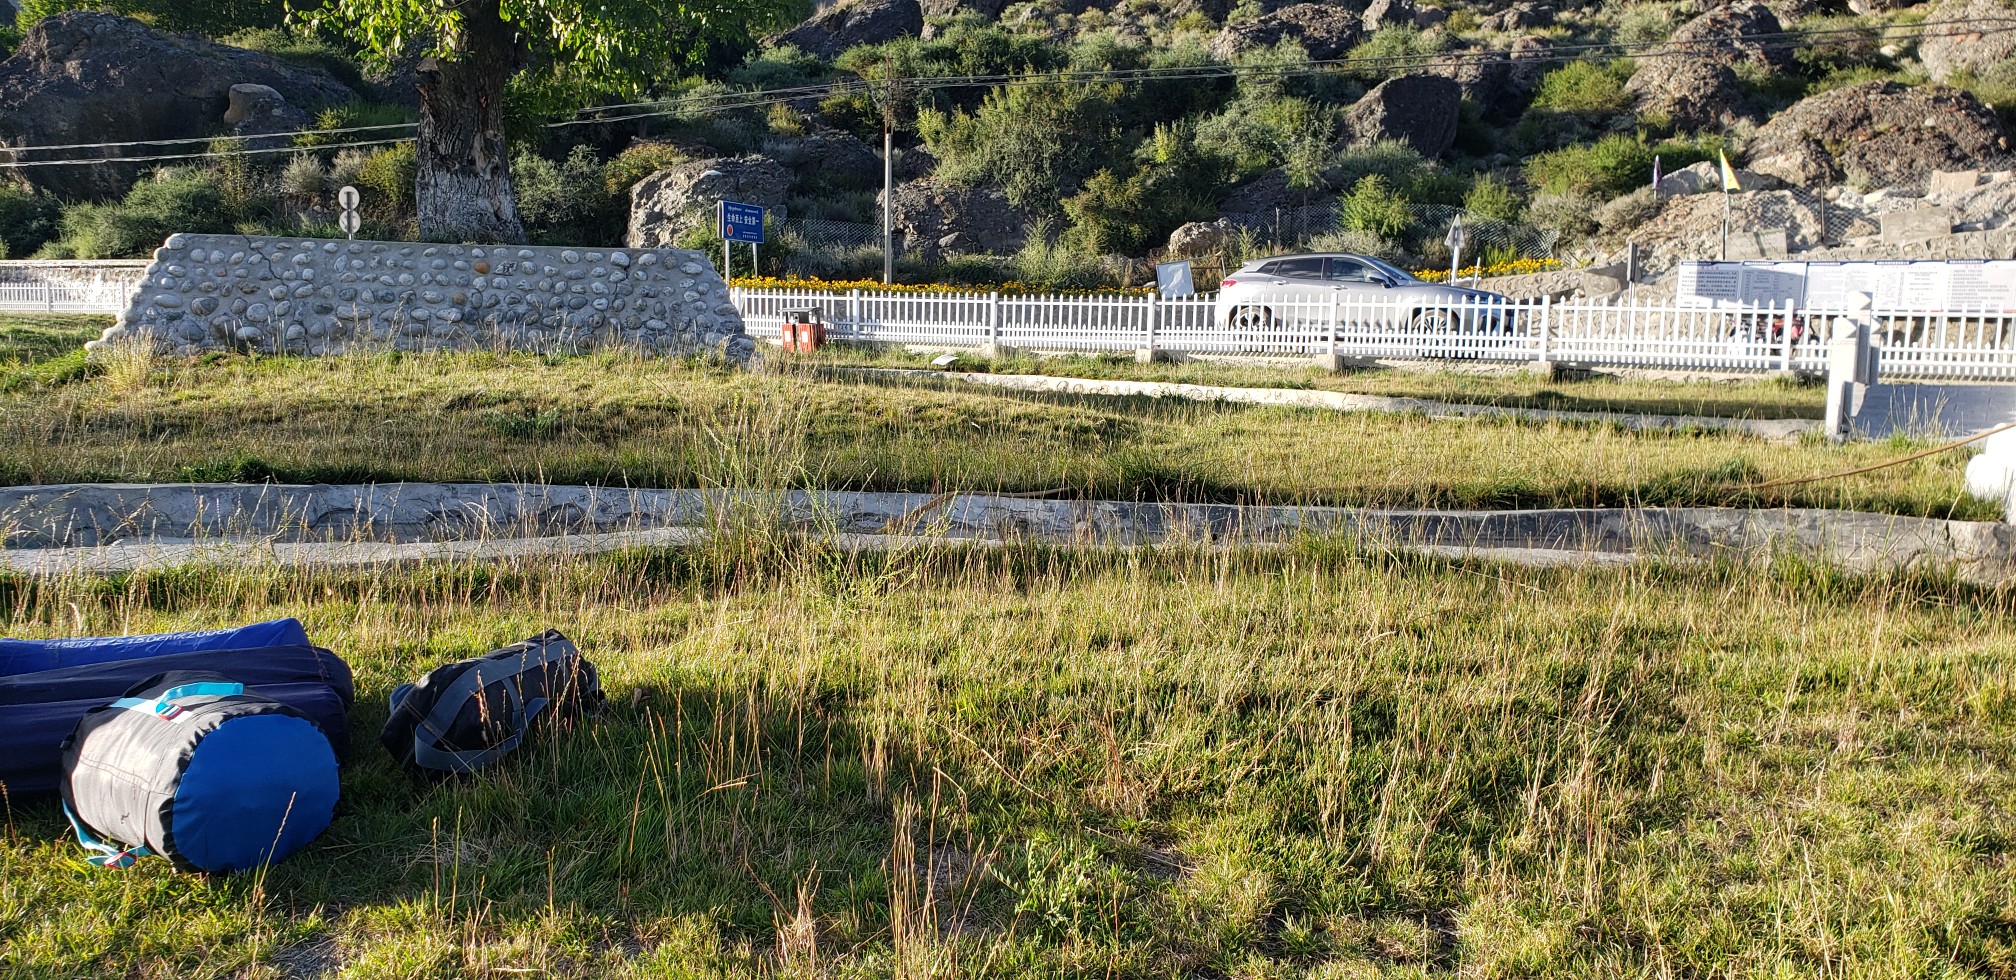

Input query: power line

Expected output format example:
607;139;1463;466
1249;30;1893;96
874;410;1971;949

2;16;2010;169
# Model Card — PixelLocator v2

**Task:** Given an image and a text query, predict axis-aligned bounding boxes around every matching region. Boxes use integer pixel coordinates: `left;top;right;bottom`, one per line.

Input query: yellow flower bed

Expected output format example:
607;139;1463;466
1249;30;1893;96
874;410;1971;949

730;275;1153;296
1413;258;1565;283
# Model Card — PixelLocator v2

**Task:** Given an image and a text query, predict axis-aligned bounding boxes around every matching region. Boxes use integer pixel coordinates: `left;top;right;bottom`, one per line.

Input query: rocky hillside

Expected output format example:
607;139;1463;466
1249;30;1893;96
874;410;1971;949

0;0;2013;283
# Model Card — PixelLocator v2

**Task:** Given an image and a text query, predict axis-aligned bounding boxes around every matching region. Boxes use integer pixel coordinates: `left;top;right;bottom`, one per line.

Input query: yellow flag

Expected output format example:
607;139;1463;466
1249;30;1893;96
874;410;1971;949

1718;150;1742;193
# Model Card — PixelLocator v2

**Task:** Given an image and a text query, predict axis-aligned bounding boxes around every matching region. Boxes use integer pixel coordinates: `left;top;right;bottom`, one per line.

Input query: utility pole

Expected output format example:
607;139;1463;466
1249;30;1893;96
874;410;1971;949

881;55;897;285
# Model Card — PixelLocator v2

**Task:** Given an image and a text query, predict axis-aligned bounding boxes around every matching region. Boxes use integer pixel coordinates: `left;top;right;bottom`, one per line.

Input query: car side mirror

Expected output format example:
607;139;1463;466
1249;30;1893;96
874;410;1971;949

1373;276;1394;288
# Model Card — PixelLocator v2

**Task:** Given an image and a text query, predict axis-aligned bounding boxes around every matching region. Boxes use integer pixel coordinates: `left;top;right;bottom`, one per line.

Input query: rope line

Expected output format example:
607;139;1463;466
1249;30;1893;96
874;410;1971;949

1746;420;2016;491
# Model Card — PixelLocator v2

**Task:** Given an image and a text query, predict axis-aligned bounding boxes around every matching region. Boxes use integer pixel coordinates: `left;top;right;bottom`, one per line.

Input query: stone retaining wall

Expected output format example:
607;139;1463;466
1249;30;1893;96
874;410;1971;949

89;234;752;360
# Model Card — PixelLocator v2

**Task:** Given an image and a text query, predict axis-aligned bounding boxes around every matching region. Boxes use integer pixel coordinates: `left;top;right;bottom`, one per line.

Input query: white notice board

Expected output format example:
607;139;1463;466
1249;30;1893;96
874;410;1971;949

1676;259;2016;312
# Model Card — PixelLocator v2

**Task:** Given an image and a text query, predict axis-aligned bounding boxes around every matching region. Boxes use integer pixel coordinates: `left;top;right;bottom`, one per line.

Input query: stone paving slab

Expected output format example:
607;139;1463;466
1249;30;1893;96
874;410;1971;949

843;367;1823;440
2;483;2009;584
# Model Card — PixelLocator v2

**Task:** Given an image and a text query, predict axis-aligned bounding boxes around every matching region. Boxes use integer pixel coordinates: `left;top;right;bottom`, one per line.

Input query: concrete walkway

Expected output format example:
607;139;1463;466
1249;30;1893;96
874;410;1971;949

4;484;2009;583
843;367;1823;440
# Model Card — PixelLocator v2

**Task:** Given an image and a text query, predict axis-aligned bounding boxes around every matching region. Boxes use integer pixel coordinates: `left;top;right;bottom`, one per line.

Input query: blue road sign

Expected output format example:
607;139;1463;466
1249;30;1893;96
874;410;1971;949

720;201;766;244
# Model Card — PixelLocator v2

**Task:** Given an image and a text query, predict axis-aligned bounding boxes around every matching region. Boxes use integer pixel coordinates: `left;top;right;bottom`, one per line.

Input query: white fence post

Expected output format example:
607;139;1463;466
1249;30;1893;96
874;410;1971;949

1535;296;1552;368
43;280;54;313
986;291;1002;356
1140;292;1159;363
1780;304;1797;375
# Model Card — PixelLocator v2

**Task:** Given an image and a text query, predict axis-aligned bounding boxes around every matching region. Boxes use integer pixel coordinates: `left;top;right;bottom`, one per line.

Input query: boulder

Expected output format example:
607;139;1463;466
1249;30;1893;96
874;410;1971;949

1360;0;1418;31
0;12;357;201
1506;34;1554;89
770;0;923;59
1210;4;1363;61
626;156;793;250
1425;46;1518;115
1166;218;1237;257
764;130;881;190
1655;159;1776;197
1219;168;1331;216
1847;0;1925;13
224;83;312;150
1414;7;1449;28
885;179;1030;258
920;0;1010;17
1664;1;1795;74
1482;3;1553;31
1919;0;2016;82
1627;58;1750;132
1344;74;1461;157
1746;81;2012;187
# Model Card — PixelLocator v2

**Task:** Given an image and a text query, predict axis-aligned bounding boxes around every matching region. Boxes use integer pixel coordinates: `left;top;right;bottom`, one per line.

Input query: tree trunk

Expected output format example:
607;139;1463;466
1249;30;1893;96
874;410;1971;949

414;0;524;243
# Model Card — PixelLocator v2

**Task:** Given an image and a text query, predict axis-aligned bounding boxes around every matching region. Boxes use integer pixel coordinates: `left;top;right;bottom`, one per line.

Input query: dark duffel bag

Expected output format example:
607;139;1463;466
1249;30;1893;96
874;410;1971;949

61;670;341;873
1;642;353;797
380;630;604;778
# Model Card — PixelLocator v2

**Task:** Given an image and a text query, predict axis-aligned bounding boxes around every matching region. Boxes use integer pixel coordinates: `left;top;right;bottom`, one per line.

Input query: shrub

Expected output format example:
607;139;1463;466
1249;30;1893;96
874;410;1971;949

1062;169;1153;255
1595;186;1660;234
0;185;62;259
919;82;1120;212
21;0;287;34
296;102;417;149
1533;60;1635;119
1613;4;1676;48
1527;191;1600;244
279;154;328;200
221;29;366;92
515;145;622;247
1463;175;1525;223
328;148;373;194
1192;95;1330;182
355;144;416;209
603;143;691;197
1525;133;1655;198
1339;174;1413;240
1346;26;1449;81
42;168;237;259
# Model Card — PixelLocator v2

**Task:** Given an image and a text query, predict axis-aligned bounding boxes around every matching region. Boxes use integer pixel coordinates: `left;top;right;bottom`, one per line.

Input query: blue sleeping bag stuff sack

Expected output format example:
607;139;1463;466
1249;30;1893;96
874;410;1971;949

0;619;352;796
60;671;341;873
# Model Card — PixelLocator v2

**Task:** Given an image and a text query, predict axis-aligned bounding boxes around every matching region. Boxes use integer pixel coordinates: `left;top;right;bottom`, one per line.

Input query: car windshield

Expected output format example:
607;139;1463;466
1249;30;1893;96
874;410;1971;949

1359;256;1419;283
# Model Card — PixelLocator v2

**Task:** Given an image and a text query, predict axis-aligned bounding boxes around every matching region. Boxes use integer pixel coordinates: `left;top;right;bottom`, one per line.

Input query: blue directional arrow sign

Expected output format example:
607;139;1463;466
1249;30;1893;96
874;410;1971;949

719;200;766;244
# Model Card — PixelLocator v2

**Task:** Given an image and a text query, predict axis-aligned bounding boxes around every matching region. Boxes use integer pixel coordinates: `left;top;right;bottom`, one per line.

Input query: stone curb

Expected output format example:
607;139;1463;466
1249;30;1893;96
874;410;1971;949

2;483;2008;584
838;367;1822;440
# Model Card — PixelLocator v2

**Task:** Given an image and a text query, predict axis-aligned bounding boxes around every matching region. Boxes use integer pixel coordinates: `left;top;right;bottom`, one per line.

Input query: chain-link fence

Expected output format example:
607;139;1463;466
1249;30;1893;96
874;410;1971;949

1222;202;1558;261
775;200;1559;280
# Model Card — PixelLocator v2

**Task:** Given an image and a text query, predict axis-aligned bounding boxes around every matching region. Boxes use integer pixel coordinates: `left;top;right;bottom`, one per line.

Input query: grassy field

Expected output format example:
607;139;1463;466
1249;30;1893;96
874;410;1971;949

1;544;2012;978
0;320;1987;518
797;343;1830;421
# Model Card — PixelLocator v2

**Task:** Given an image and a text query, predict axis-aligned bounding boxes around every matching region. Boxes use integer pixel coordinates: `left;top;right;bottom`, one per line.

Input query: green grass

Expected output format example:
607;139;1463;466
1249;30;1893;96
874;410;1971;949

797;343;1829;421
1;544;2013;977
0;344;1984;518
0;313;105;392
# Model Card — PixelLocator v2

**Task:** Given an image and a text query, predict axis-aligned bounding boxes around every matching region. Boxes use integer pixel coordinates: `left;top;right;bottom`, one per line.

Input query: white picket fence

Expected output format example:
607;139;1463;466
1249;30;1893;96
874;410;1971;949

0;279;137;314
733;287;2016;380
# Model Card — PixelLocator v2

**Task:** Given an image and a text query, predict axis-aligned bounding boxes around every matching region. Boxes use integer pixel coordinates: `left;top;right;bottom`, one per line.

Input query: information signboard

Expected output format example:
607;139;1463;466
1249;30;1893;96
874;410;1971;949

719;201;766;244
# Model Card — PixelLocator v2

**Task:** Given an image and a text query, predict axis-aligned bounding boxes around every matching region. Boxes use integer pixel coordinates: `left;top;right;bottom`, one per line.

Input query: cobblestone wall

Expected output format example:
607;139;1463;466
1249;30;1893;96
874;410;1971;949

90;234;752;360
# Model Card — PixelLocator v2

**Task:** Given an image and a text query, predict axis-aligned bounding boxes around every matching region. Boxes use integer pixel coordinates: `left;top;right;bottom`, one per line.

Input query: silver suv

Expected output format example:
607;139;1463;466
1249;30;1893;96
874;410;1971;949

1215;253;1511;334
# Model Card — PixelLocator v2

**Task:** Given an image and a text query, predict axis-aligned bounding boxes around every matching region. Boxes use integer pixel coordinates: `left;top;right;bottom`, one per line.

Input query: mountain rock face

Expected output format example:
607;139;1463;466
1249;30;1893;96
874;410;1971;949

1210;4;1363;61
224;84;313;150
1345;74;1462;157
0;11;356;200
1745;82;2012;187
1918;0;2016;82
885;179;1031;258
627;156;793;249
771;0;924;59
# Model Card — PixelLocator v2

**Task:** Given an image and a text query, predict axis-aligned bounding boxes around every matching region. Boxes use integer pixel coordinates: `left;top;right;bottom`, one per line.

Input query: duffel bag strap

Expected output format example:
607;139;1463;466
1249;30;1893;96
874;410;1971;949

62;801;152;870
409;636;575;774
412;693;548;774
110;681;245;722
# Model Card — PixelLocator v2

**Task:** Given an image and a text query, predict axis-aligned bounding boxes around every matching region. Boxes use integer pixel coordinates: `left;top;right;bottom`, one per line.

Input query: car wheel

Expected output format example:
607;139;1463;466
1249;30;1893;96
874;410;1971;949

1410;308;1459;358
1227;305;1276;351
